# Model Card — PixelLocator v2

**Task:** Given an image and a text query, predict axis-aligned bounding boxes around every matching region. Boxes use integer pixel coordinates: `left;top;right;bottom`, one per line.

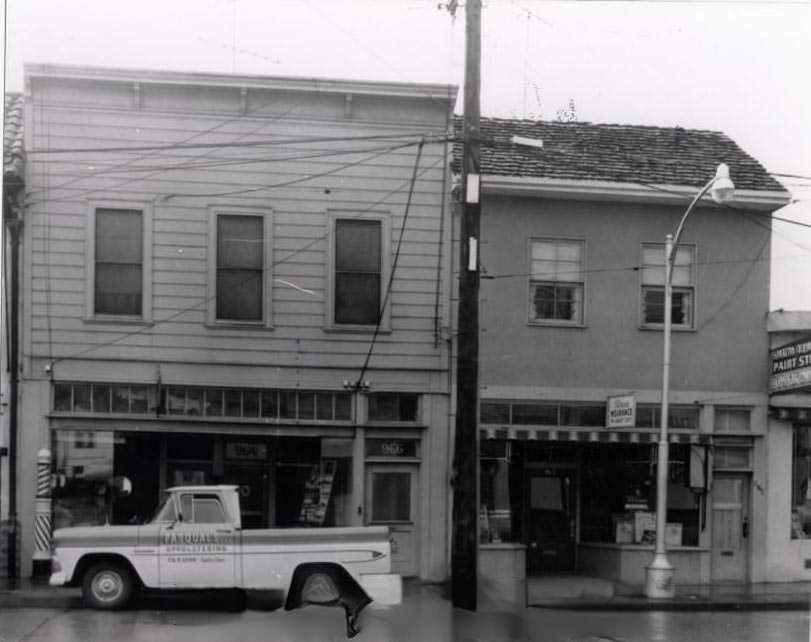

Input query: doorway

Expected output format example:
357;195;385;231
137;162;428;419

365;463;419;577
710;472;750;582
525;468;576;574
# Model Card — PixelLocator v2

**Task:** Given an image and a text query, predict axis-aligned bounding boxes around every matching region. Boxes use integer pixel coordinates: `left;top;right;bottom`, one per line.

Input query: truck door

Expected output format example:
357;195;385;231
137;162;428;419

159;491;238;588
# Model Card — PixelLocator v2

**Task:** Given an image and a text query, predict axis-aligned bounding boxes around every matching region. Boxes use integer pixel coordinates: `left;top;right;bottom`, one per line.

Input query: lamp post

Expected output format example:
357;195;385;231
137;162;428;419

643;163;734;599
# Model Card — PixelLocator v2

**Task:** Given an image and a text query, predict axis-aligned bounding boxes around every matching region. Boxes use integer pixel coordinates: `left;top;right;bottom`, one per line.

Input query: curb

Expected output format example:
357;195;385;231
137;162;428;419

530;598;811;612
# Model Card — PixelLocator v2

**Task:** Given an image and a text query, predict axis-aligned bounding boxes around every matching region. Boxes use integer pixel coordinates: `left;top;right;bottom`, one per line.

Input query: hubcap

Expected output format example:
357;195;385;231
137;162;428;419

93;571;123;602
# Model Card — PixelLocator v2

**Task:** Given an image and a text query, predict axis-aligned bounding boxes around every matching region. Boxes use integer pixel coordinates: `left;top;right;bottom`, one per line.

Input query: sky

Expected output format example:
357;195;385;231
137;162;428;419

2;0;810;309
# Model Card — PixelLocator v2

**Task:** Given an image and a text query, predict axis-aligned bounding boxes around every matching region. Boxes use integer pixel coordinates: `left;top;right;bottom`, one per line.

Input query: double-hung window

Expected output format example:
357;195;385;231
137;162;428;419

332;217;385;327
89;205;151;320
208;209;271;325
529;239;585;325
641;243;695;328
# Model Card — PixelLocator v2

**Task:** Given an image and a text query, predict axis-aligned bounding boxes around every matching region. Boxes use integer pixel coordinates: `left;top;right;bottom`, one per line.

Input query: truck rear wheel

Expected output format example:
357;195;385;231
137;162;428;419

82;562;134;610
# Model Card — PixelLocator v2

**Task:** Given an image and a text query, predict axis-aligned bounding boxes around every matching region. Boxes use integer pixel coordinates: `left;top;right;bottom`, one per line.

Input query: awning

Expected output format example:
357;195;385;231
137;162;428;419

479;427;710;444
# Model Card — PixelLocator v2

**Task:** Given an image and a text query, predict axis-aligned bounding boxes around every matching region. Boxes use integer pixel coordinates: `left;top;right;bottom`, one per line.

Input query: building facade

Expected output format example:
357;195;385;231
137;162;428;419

766;311;811;580
464;118;790;593
13;64;457;580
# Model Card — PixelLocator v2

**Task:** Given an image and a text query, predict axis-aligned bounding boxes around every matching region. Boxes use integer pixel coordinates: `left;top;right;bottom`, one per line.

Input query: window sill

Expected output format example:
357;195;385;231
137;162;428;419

324;324;391;335
84;316;153;326
639;324;696;333
205;322;274;330
527;320;586;329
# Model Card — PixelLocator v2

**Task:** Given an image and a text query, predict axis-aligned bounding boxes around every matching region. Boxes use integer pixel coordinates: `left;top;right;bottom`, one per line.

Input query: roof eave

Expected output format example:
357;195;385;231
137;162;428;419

24;63;459;104
481;175;791;211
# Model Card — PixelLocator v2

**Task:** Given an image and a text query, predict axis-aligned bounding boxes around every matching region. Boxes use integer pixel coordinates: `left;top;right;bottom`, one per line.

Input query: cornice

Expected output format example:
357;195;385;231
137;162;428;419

481;175;791;211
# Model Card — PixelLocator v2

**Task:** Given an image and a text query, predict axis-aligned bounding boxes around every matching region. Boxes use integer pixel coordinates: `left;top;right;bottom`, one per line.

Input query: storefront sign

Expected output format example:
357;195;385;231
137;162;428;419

225;442;267;460
606;395;636;428
770;337;811;393
365;439;417;458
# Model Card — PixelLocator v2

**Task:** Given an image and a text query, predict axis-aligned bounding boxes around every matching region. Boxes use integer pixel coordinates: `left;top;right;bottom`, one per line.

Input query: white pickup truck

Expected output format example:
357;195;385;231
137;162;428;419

49;485;401;636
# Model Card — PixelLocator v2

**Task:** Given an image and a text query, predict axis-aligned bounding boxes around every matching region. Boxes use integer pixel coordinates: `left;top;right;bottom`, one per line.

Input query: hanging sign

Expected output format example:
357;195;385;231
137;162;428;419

606;395;636;429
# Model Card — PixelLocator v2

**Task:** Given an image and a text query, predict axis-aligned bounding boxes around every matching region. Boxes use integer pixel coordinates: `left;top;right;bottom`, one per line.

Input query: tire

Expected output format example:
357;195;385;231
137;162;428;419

82;562;134;610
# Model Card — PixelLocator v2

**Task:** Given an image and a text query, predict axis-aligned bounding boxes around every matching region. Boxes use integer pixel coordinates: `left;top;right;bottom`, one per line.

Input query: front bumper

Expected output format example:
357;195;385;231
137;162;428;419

49;571;67;587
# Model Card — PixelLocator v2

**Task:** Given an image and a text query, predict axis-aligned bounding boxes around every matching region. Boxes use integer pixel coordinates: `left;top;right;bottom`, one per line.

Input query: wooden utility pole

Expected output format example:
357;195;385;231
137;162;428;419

451;0;481;611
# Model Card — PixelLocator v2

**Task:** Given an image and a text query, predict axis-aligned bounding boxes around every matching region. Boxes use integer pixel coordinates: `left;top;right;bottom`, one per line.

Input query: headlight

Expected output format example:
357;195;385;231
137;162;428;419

51;556;62;573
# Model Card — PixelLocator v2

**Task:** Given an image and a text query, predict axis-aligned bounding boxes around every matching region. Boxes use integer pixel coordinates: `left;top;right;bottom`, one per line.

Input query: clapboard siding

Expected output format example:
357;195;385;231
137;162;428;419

26;70;454;375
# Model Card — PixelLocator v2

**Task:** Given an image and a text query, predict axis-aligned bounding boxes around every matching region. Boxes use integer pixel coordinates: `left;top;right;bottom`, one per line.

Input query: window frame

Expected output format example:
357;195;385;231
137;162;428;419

85;201;153;323
639;242;696;330
326;210;391;332
207;206;273;327
527;237;586;327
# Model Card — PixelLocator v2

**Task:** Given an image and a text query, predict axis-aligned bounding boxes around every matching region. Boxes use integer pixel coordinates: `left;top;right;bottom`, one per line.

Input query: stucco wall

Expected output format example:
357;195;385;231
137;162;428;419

479;195;771;395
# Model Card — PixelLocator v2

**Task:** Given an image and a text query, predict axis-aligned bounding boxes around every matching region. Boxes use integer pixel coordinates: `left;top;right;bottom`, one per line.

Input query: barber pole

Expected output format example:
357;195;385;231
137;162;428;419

33;448;52;576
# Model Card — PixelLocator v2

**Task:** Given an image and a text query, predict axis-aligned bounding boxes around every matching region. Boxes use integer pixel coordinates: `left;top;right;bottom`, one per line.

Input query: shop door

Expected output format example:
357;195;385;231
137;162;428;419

365;464;418;577
711;473;749;582
224;465;268;529
525;469;576;574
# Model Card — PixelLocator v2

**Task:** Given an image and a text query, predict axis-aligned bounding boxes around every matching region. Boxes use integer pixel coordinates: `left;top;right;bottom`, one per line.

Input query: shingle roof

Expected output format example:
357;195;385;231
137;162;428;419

3;93;25;185
453;116;785;193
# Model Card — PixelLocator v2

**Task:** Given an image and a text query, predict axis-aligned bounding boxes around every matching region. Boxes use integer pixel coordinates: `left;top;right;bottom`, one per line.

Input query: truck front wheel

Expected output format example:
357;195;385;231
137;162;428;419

82;562;134;610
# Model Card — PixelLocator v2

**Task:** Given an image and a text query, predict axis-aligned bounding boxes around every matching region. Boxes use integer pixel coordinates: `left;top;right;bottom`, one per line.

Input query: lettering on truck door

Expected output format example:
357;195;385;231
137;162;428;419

159;492;237;588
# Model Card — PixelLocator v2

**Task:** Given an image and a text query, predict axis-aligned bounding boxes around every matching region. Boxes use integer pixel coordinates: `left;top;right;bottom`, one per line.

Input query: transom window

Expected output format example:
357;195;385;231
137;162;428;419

529;239;584;324
334;219;382;325
641;244;695;328
216;214;264;321
94;208;143;316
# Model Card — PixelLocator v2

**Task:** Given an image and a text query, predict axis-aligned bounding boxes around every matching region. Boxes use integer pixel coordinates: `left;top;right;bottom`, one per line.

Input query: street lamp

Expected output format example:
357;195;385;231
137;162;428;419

643;163;734;599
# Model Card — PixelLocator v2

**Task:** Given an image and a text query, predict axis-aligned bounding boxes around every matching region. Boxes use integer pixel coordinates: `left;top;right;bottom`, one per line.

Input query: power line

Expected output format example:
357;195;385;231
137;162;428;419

45;153;448;367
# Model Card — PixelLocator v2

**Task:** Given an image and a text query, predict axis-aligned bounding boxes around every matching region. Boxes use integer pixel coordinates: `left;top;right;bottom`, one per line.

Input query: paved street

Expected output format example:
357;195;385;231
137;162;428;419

1;585;809;642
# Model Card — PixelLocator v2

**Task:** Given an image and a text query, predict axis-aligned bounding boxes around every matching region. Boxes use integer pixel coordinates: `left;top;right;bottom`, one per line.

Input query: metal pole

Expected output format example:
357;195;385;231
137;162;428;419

644;233;675;598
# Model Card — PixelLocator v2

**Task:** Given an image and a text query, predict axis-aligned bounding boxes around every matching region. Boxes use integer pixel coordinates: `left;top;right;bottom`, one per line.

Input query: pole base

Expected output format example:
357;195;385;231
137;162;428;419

644;556;675;598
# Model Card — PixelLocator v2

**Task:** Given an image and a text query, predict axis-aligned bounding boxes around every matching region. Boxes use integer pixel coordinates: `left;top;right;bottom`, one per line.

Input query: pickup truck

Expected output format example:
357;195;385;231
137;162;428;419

49;485;401;636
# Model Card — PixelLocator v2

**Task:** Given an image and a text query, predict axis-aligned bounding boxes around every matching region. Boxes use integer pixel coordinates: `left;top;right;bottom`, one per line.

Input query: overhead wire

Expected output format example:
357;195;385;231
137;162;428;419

45;152;448;368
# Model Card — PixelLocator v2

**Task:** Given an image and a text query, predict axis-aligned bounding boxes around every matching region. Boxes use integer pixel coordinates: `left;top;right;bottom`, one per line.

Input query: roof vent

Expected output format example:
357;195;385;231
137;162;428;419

511;135;544;150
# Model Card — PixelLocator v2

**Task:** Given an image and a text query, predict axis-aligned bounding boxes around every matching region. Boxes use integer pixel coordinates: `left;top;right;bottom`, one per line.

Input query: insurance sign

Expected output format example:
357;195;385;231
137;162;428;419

606;394;636;428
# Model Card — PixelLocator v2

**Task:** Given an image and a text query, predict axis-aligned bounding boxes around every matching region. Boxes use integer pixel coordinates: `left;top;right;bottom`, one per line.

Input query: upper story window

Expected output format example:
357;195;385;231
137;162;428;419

94;208;143;316
208;208;271;326
641;243;695;329
334;218;383;326
86;202;152;322
529;239;585;325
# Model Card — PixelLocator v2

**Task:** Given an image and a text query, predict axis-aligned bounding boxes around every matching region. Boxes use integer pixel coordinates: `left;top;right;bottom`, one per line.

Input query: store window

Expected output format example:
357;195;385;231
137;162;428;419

792;427;811;539
53;431;160;529
715;408;751;432
368;393;419;422
529;238;585;325
580;443;699;546
480;440;520;543
641;243;695;328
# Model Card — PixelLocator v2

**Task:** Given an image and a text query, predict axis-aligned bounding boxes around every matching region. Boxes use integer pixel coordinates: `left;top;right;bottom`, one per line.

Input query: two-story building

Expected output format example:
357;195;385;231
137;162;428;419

465;117;790;592
13;64;457;580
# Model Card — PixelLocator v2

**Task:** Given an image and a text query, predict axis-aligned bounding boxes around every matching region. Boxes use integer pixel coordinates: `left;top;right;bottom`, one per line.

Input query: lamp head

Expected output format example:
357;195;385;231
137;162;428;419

710;163;735;204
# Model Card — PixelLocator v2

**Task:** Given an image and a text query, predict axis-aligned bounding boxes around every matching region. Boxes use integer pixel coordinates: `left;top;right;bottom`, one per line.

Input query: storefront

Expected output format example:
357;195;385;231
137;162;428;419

47;381;428;577
478;398;759;589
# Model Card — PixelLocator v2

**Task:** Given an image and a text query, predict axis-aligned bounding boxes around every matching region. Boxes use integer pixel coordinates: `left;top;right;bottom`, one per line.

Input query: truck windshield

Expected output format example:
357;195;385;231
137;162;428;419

148;494;177;523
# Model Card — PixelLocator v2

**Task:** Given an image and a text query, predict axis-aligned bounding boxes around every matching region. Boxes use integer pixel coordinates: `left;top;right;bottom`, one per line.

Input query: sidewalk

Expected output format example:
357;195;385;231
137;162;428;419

1;575;810;612
525;574;811;611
